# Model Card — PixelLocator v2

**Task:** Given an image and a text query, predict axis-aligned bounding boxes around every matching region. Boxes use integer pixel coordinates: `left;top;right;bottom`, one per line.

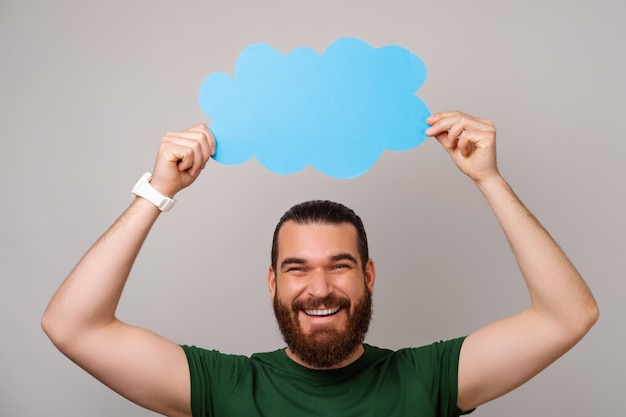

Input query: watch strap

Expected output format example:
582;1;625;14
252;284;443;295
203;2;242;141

131;172;176;212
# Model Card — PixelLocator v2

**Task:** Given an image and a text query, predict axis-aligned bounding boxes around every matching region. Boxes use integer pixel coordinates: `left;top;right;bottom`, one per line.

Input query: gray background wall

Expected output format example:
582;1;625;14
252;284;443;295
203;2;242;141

2;1;624;415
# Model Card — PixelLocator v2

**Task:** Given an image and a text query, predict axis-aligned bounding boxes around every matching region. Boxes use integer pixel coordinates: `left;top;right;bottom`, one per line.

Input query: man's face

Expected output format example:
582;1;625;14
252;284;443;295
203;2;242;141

268;221;375;369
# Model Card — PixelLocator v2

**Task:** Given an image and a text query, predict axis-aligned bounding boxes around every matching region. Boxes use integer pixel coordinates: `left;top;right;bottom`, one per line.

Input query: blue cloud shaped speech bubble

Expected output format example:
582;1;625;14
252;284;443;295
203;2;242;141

199;37;430;178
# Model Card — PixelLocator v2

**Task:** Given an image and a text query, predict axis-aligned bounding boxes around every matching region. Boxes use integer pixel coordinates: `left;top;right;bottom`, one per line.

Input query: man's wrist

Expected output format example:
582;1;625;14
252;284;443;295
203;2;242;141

131;172;177;212
475;173;513;201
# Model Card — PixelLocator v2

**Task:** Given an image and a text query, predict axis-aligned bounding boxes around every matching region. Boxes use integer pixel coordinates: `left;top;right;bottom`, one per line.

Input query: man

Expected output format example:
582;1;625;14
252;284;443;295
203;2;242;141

42;111;599;416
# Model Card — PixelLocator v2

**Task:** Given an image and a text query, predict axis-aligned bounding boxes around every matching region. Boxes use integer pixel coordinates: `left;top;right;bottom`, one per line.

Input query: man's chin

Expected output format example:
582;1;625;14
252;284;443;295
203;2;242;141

304;328;342;343
290;332;359;368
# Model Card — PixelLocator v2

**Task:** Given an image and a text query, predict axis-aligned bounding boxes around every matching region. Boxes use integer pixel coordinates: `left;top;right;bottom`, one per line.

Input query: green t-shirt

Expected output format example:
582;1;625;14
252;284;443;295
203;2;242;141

182;337;472;417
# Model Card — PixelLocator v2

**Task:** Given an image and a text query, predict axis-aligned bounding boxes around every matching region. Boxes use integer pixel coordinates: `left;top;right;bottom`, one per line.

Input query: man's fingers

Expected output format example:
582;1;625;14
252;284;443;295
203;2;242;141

161;125;215;176
426;110;459;125
434;132;454;153
427;111;494;136
166;124;215;154
186;124;216;157
433;125;495;160
427;110;492;126
457;133;476;158
162;135;207;176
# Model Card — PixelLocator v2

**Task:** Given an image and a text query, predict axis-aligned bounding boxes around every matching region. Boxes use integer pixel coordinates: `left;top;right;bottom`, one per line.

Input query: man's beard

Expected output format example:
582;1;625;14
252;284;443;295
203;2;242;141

273;286;373;369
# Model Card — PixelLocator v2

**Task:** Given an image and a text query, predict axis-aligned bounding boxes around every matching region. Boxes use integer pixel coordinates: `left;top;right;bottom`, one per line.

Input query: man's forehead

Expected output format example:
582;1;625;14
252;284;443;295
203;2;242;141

277;221;359;255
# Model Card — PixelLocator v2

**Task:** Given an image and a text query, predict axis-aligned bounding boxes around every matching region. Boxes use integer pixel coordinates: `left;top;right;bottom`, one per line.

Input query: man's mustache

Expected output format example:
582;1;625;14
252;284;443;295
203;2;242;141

292;294;351;311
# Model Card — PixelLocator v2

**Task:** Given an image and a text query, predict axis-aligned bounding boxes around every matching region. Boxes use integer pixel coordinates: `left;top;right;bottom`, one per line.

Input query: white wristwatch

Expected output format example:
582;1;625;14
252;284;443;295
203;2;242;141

131;172;177;212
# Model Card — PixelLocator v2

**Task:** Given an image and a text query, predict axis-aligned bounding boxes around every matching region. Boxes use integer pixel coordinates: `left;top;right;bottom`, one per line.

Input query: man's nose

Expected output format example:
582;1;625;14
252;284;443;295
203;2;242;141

307;269;333;299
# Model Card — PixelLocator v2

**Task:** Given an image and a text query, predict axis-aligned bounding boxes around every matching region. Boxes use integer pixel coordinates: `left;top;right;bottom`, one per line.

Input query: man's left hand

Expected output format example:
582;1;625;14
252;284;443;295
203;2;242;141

426;111;499;184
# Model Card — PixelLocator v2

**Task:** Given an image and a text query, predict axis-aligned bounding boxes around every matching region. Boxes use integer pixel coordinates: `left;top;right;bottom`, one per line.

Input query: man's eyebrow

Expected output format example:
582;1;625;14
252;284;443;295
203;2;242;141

279;254;358;269
330;253;358;264
280;257;307;269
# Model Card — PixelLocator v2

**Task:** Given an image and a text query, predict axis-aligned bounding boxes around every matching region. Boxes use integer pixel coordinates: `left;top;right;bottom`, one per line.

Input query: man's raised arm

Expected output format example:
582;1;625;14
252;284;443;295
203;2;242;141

426;111;599;412
41;125;215;417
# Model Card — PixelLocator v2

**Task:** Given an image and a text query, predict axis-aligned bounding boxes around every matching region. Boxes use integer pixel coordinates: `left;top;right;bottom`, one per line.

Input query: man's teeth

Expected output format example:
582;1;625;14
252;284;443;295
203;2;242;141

304;307;341;316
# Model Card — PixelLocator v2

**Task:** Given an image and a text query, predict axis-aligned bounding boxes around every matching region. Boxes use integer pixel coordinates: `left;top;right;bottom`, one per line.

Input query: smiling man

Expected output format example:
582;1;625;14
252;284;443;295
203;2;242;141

42;111;598;417
269;206;375;369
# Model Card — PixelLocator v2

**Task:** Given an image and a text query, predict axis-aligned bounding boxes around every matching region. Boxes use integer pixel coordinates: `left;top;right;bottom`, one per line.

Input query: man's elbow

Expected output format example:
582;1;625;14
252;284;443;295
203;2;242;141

582;299;600;333
41;307;75;352
568;296;599;342
41;309;61;346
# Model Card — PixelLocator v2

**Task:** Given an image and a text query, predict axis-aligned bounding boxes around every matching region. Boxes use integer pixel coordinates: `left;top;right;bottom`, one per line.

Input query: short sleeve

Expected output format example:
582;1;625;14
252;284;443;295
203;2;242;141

181;345;251;417
399;337;474;417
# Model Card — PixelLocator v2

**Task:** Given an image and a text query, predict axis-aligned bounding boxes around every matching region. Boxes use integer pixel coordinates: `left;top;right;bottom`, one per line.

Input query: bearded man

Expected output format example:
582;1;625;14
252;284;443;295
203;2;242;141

42;111;598;417
269;200;374;369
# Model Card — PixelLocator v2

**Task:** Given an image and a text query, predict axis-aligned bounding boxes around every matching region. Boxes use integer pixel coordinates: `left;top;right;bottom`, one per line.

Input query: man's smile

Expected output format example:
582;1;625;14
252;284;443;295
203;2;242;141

303;307;341;317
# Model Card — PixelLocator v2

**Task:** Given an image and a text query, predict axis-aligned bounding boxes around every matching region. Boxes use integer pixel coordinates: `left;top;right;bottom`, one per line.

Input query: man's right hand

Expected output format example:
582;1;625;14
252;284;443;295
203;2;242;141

150;124;216;198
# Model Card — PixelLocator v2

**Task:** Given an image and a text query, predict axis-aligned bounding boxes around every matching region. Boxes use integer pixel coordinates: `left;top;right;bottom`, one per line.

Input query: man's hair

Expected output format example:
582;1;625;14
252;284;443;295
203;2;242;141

271;200;369;272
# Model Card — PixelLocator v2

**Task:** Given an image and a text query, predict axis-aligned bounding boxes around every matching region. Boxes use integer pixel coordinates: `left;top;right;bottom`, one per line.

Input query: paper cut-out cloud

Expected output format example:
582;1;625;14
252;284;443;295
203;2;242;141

199;37;430;178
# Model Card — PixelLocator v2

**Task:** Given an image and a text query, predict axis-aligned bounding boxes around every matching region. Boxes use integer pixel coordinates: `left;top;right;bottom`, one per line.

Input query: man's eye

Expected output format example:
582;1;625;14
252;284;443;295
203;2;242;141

334;264;350;270
287;266;306;272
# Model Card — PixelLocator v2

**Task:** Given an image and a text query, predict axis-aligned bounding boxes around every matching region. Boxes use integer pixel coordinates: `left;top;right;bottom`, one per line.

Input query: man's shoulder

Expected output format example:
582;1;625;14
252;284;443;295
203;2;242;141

364;337;468;364
363;338;465;353
250;348;286;362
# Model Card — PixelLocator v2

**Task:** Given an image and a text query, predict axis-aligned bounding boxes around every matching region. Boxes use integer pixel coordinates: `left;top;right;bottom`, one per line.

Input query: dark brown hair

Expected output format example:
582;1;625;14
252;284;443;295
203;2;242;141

271;200;369;272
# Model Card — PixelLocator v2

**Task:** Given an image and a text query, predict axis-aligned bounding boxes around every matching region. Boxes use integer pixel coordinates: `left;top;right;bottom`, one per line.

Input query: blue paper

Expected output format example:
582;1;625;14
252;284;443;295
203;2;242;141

199;37;430;178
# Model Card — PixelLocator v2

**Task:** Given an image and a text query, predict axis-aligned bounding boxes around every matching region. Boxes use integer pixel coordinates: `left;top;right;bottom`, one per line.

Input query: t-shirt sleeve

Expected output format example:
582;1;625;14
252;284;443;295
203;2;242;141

402;336;474;417
181;345;251;417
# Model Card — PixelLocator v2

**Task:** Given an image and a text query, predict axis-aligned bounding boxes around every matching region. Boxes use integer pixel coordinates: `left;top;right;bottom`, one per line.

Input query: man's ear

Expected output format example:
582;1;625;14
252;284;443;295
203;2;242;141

267;266;277;302
365;259;376;294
